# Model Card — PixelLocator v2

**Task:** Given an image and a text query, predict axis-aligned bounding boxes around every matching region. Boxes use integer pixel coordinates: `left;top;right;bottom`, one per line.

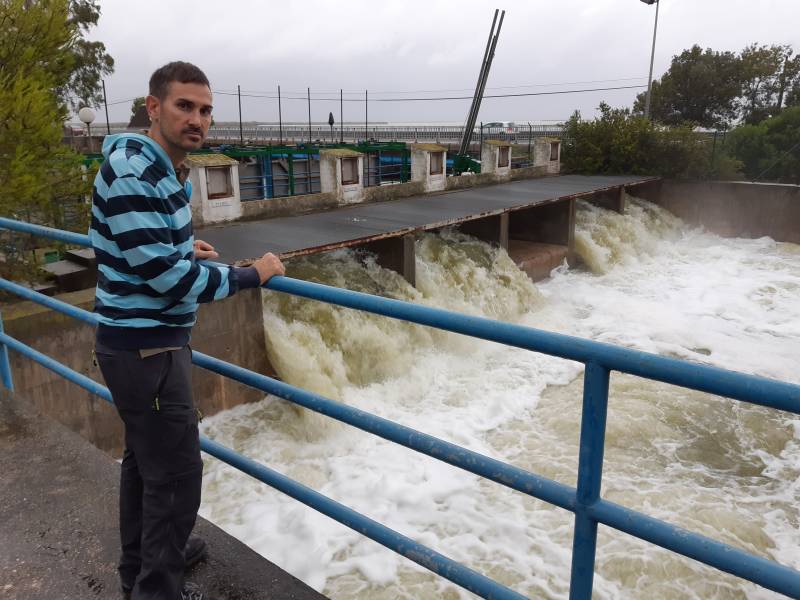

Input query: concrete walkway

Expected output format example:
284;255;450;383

0;390;327;600
197;174;655;263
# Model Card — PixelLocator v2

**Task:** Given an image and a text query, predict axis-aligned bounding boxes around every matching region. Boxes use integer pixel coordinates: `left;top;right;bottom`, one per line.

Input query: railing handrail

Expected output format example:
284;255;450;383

1;217;799;599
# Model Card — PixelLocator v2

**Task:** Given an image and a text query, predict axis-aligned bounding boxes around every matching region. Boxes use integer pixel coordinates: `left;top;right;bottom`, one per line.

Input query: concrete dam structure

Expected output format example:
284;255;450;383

2;163;799;598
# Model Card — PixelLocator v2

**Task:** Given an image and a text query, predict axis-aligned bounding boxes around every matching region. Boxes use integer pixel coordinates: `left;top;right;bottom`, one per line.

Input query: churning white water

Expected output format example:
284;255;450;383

199;197;800;599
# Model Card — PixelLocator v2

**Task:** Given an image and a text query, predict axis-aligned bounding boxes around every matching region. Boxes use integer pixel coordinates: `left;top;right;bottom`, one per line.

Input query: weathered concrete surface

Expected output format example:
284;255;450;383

509;198;576;262
2;287;273;455
0;390;327;600
240;191;338;221
198;175;656;263
457;213;509;250
364;180;425;204
587;187;626;213
509;165;548;181
508;241;568;281
654;180;800;243
359;235;416;285
445;171;498;191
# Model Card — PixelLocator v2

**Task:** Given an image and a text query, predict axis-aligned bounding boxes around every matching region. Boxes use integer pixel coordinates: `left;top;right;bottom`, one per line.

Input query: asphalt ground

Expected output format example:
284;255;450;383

0;390;327;600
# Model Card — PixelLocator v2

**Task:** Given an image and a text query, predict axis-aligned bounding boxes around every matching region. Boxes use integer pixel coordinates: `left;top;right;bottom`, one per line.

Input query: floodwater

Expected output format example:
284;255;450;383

200;197;800;599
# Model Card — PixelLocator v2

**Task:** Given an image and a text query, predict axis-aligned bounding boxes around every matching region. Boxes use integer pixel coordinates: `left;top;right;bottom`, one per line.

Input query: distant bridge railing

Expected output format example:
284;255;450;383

1;216;799;599
205;123;564;145
68;123;565;145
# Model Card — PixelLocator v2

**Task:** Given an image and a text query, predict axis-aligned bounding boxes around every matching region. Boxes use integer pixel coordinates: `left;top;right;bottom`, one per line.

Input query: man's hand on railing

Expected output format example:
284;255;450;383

193;239;219;260
252;253;285;284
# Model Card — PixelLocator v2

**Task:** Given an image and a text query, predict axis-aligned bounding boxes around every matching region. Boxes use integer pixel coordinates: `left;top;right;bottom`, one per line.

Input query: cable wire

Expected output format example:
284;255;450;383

214;84;646;102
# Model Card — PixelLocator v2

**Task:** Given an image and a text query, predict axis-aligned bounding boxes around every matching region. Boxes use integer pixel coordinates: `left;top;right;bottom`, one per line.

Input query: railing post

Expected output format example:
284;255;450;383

288;152;295;196
569;362;610;599
260;156;269;200
0;312;14;392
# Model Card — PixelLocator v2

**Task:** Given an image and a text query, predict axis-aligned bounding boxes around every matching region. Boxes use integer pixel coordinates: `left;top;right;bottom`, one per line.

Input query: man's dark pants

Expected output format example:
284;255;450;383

96;344;202;600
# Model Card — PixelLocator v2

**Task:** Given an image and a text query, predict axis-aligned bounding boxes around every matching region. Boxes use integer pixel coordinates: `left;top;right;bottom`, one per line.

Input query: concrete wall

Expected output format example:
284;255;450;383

654;180;800;243
509;241;569;281
446;165;553;192
587;187;627;213
625;178;662;203
510;165;549;181
457;214;509;250
228;177;423;223
3;288;274;456
446;172;499;191
357;235;416;285
507;198;576;280
240;192;338;221
364;180;425;204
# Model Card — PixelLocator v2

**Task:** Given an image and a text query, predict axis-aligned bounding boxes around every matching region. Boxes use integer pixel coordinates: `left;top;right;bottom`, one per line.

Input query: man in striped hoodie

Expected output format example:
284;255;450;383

91;61;284;600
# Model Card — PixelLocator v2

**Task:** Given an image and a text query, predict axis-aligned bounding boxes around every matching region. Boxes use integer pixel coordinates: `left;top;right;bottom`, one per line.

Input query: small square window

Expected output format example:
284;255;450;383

498;146;510;168
206;166;232;199
550;142;560;162
430;152;444;175
341;157;359;185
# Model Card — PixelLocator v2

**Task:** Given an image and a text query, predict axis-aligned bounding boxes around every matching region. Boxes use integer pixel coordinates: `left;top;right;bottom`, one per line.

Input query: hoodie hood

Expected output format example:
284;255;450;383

101;133;176;176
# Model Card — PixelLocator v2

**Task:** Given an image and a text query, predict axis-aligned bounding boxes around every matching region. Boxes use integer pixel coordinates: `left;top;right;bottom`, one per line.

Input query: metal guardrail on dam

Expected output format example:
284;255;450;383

1;217;799;600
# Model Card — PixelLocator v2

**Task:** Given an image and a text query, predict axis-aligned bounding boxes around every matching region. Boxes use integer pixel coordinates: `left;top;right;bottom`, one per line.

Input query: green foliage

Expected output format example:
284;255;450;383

1;0;114;113
562;103;714;179
786;83;800;108
0;0;96;280
130;96;145;118
708;153;745;182
635;43;800;128
633;45;741;128
738;44;797;124
62;0;114;110
724;106;800;183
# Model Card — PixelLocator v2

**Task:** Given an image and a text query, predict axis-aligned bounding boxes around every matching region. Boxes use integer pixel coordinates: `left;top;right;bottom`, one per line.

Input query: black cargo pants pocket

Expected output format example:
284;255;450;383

95;345;202;484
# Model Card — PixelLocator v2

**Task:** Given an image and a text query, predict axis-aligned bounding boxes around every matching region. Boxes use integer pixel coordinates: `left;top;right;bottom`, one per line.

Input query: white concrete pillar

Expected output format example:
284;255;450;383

319;149;365;204
534;137;561;174
186;154;243;225
481;141;512;178
410;143;447;193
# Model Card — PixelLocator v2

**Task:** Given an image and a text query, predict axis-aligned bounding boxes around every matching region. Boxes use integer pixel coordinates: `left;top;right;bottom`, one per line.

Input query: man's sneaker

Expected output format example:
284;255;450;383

120;536;208;594
185;535;207;568
181;581;218;600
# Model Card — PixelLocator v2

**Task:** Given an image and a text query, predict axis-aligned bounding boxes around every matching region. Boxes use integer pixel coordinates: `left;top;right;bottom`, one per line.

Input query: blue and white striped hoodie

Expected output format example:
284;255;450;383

90;133;259;350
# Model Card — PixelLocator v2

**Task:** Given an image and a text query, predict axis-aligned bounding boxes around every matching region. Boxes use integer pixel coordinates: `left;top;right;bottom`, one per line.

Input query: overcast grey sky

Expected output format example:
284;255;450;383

86;0;800;125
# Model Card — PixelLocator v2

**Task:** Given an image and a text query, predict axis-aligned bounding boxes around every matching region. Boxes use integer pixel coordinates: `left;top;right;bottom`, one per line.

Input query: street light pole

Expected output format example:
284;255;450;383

642;0;660;120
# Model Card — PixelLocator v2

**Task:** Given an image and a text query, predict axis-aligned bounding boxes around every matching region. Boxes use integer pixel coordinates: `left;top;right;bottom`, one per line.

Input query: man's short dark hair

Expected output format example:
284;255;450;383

149;61;210;99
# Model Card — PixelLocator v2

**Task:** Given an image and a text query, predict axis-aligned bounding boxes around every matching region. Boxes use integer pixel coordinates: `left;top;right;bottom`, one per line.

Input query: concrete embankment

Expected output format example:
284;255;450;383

0;389;326;600
2;288;271;455
652;180;800;243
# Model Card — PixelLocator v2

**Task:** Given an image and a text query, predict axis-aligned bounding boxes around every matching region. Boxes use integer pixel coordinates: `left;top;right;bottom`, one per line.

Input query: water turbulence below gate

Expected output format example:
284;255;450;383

200;197;800;599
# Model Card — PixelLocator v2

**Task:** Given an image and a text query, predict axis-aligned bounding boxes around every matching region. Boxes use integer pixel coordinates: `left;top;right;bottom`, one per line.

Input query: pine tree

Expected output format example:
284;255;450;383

0;0;101;280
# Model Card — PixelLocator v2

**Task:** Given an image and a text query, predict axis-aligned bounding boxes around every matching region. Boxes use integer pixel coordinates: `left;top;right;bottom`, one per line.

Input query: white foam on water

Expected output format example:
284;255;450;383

200;197;800;599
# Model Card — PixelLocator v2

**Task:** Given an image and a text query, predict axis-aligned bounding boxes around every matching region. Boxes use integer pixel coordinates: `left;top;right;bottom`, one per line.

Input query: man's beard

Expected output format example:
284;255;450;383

160;122;204;151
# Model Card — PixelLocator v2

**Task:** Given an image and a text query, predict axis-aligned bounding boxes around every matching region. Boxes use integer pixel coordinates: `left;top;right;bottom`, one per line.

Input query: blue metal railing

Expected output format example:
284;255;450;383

1;216;799;599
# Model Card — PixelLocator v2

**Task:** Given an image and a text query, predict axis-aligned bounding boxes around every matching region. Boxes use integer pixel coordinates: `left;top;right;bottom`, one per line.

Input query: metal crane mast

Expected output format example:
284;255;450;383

455;9;505;172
